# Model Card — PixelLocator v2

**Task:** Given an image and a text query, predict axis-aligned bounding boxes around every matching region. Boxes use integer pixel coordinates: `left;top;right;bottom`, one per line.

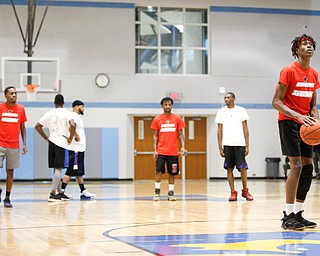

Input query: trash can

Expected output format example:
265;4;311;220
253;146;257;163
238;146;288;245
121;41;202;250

265;157;281;178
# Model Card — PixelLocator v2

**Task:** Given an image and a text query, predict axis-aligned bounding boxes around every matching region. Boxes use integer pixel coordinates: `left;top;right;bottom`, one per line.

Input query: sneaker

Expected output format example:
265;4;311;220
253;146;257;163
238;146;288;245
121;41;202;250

80;195;91;201
80;190;96;201
4;199;12;208
241;188;253;201
64;192;73;200
295;210;317;228
82;190;96;198
58;193;70;201
229;190;238;201
168;190;176;201
48;193;61;202
153;188;160;201
281;211;305;231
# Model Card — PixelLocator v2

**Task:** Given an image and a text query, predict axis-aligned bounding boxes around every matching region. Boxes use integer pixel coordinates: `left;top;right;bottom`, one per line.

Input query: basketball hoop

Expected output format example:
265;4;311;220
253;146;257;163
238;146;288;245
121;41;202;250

24;84;40;101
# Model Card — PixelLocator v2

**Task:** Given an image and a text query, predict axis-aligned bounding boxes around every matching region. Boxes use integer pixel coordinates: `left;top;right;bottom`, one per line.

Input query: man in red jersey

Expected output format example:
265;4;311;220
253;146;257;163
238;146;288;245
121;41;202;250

273;34;319;230
0;86;27;208
151;97;186;201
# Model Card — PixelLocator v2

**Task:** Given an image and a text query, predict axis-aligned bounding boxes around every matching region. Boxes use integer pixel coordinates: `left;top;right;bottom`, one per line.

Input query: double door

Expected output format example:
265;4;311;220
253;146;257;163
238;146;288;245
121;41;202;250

134;116;207;180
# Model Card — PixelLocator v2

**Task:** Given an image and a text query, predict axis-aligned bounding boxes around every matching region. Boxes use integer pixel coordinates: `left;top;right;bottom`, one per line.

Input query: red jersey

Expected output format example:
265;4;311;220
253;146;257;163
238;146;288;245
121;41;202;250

278;61;320;121
150;113;186;156
0;103;27;149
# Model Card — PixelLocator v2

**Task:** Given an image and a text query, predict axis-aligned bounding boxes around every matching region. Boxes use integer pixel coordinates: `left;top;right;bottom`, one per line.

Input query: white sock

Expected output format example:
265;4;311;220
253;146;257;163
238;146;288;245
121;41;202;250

285;204;294;215
155;182;161;189
294;202;303;214
169;184;174;192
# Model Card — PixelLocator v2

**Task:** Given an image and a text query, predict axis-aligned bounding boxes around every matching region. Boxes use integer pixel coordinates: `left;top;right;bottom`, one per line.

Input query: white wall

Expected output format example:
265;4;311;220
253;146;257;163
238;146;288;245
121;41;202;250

1;0;320;179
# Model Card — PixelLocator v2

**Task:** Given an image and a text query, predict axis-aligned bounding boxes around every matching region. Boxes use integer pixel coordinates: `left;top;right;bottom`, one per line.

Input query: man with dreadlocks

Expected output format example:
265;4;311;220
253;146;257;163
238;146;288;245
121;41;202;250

272;34;319;230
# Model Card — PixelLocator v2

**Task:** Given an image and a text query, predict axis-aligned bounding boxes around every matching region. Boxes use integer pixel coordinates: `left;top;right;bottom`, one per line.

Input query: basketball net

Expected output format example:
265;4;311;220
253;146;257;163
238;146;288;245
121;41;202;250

24;84;40;101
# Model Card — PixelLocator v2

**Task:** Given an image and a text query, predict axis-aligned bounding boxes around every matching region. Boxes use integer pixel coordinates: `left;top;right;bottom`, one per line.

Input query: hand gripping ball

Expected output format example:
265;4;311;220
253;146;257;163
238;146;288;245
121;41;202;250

300;120;320;146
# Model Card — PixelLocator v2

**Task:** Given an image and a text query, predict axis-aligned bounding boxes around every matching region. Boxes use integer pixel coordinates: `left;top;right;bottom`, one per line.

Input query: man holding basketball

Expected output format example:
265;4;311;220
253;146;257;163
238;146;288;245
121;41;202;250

272;34;319;230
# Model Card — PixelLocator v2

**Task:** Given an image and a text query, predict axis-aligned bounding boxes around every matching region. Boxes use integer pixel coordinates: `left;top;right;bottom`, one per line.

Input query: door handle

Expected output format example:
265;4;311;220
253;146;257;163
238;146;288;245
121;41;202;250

186;151;206;155
134;149;154;157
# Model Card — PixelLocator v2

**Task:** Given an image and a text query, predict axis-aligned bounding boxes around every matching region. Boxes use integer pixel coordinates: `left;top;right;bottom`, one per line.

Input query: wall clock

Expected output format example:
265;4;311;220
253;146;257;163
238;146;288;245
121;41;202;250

95;73;110;88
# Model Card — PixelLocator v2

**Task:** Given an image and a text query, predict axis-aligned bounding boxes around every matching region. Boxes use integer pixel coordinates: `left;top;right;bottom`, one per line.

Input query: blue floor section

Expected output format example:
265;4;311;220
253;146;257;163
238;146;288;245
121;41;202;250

106;231;320;255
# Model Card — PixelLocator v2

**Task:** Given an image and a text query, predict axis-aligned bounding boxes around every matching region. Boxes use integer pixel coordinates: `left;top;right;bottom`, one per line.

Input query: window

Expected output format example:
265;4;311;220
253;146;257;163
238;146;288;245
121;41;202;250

135;6;208;74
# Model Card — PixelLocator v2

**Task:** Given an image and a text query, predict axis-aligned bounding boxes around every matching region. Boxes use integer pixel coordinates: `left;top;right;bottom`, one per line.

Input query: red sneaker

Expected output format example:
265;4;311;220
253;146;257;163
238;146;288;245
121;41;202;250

229;190;238;201
242;188;253;201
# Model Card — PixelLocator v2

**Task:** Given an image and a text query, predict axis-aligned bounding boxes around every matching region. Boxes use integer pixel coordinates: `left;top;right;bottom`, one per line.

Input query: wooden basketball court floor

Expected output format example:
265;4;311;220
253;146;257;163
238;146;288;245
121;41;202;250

1;179;320;256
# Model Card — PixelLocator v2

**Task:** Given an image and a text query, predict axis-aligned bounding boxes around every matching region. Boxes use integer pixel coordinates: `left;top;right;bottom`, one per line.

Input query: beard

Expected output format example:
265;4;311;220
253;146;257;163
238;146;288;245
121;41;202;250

79;109;84;115
164;108;171;113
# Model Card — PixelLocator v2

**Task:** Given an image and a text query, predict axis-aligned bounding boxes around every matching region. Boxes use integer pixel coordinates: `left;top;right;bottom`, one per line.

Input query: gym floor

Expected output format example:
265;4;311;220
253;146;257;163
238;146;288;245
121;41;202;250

0;179;319;255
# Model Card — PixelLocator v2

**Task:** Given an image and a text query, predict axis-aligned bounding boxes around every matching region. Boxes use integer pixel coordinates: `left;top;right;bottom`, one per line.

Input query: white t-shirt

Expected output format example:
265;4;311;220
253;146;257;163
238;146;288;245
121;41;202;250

38;108;71;149
215;105;249;146
67;112;86;152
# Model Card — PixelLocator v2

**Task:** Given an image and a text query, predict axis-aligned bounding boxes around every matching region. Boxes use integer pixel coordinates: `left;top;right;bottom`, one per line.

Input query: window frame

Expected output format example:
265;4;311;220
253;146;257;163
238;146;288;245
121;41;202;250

135;6;210;75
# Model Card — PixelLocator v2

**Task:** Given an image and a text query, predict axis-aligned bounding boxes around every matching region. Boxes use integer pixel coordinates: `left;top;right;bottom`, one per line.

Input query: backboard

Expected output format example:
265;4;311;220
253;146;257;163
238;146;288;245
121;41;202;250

1;57;61;92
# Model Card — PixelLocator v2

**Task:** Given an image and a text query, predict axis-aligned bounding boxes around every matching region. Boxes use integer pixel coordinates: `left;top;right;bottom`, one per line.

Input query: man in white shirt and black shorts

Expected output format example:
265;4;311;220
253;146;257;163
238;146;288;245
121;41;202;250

35;94;75;202
60;100;96;200
215;92;253;202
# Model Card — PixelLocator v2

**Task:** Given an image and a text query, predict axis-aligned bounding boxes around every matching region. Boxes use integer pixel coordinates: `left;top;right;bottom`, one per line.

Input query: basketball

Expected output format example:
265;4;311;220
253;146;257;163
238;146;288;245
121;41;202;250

300;120;320;145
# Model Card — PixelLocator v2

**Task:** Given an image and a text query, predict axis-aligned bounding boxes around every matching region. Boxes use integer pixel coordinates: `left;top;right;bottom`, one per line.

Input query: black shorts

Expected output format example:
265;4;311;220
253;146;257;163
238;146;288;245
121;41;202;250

48;141;68;169
156;155;180;175
278;120;313;158
65;151;85;177
223;146;248;172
